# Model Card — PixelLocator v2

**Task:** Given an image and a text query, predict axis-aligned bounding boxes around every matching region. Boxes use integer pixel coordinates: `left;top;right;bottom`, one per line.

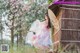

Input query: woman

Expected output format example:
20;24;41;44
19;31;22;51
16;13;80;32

32;13;52;50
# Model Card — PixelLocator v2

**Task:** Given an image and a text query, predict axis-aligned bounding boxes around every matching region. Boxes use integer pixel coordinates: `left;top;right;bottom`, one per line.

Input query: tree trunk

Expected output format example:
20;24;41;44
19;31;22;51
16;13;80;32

11;17;14;47
19;30;23;44
18;18;23;45
11;28;14;47
19;23;23;44
0;31;3;44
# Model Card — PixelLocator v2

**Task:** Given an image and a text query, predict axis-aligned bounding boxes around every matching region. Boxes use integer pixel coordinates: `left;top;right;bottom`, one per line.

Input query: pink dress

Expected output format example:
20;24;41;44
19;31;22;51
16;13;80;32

32;21;51;49
26;20;51;49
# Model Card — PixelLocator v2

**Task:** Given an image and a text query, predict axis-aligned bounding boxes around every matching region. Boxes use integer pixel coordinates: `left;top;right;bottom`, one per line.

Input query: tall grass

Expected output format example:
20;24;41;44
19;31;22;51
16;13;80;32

0;44;49;53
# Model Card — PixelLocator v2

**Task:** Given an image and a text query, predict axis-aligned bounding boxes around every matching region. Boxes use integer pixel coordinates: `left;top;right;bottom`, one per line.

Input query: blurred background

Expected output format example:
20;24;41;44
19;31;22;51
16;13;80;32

0;0;54;53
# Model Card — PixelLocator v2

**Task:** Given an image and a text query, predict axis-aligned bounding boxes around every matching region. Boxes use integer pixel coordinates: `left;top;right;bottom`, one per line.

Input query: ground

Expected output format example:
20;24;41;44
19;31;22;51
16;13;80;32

0;44;49;53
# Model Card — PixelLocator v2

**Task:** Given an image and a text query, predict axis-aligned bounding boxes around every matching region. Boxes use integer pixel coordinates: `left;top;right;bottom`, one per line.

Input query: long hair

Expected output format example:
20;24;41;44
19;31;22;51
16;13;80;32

45;12;51;28
49;4;61;17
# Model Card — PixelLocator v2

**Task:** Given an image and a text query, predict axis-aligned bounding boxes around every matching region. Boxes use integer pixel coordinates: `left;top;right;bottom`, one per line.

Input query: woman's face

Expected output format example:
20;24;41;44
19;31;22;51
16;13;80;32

45;15;48;24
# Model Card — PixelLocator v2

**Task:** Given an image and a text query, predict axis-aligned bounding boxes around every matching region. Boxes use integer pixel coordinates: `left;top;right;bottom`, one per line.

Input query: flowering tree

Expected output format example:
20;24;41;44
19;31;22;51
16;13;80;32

0;0;48;46
0;0;7;44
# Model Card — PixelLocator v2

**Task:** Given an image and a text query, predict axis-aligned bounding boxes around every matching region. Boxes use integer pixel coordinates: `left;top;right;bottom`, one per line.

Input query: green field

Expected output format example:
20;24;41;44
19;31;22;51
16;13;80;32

0;44;80;53
0;44;49;53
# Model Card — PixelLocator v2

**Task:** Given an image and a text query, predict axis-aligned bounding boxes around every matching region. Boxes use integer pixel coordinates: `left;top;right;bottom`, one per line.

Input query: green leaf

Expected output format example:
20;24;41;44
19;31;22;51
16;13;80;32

48;0;53;4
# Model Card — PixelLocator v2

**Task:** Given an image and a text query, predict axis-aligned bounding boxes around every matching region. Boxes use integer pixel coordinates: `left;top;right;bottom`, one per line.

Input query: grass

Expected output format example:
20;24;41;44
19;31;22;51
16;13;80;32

0;43;80;53
0;44;49;53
